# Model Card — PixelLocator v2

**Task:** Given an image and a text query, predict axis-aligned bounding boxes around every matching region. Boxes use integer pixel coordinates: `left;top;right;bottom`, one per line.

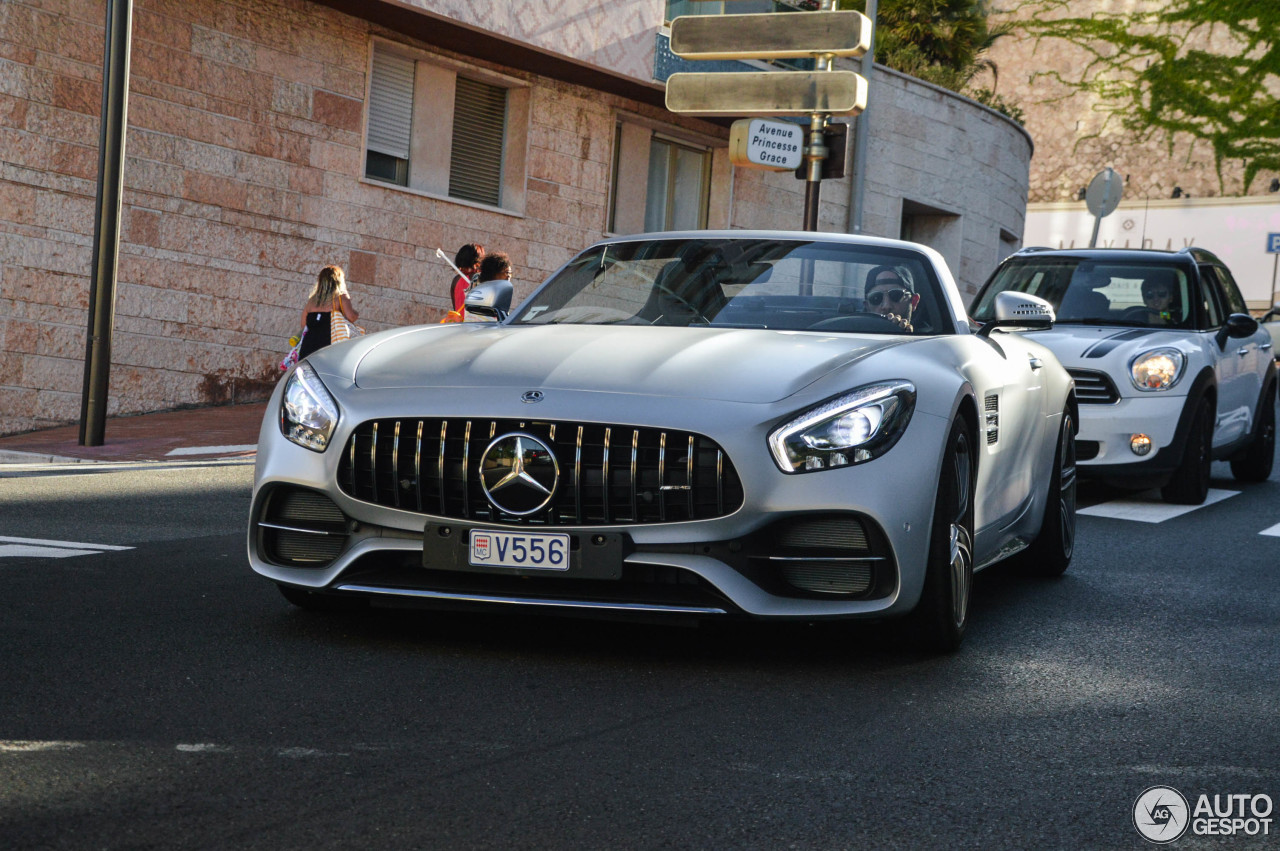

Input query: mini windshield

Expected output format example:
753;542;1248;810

972;257;1195;329
508;237;952;335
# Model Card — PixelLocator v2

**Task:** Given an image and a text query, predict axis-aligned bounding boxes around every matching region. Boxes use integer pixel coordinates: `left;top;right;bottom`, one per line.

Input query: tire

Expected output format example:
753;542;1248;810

1020;409;1077;577
277;583;366;612
1161;398;1212;505
908;418;975;652
1229;384;1275;482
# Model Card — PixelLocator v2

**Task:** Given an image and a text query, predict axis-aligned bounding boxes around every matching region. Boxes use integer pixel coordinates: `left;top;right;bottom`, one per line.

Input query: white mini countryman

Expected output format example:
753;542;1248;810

250;232;1078;651
971;246;1275;504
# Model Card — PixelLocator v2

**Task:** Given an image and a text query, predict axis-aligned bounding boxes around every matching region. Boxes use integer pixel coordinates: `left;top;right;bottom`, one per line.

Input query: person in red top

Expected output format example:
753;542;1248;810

450;243;485;313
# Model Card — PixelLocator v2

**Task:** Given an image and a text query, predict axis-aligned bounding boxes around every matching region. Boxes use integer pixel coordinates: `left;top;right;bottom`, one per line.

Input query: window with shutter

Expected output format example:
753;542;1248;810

449;76;508;207
365;47;414;185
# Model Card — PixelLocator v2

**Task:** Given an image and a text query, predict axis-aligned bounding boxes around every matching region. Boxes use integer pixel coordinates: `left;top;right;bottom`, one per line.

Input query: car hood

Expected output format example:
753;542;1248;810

346;324;906;404
1031;324;1193;365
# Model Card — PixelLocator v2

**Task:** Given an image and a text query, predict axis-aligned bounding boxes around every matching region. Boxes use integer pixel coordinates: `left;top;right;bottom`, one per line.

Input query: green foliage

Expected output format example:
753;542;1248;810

841;0;1024;123
1004;0;1280;190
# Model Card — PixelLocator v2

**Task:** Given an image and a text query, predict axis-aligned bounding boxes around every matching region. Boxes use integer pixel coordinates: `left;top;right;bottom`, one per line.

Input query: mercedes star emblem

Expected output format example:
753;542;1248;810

521;390;544;403
479;433;560;515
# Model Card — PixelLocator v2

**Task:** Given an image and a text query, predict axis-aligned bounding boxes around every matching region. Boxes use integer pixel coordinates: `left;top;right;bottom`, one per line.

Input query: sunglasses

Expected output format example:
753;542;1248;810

866;288;911;307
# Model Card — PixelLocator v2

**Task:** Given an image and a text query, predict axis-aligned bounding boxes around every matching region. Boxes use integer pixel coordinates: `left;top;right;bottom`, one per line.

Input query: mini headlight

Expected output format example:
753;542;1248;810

281;362;340;451
769;381;915;473
1130;348;1185;391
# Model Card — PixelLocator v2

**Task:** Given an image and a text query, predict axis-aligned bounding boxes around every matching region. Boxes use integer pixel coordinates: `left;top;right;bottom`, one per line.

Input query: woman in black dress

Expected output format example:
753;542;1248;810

297;264;359;360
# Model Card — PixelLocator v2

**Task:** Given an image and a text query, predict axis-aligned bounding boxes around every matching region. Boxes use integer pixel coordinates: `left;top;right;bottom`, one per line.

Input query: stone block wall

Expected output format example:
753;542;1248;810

0;0;715;436
987;1;1280;203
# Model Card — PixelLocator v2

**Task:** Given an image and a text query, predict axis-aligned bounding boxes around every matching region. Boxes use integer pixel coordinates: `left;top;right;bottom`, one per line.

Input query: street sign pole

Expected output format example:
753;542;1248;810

666;1;868;232
802;113;828;231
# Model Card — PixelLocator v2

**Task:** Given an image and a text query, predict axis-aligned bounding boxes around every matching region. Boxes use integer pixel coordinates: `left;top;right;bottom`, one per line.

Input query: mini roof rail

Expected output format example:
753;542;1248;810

1013;246;1054;254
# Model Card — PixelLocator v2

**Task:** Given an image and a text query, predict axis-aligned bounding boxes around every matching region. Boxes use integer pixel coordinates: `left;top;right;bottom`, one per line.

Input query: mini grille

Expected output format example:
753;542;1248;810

1067;369;1120;404
337;418;744;526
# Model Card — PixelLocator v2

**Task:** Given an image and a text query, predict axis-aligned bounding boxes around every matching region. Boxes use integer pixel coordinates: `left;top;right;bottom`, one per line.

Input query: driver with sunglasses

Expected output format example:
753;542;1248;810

864;265;920;332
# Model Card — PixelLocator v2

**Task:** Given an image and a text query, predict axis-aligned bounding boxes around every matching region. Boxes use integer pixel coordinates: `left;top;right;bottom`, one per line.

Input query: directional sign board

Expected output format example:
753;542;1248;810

729;119;804;170
666;70;867;117
670;10;871;61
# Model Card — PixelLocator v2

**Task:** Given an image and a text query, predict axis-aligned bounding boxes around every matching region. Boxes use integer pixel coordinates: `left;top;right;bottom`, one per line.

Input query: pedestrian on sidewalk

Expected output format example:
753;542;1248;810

298;264;359;360
447;243;485;319
464;251;514;322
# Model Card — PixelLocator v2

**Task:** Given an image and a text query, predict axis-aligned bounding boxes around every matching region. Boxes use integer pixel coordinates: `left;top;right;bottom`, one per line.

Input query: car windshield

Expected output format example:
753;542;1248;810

507;237;951;335
972;257;1194;329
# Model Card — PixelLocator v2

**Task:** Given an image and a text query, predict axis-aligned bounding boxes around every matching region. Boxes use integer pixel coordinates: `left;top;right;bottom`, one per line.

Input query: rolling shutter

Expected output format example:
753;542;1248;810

367;48;414;160
449;76;507;206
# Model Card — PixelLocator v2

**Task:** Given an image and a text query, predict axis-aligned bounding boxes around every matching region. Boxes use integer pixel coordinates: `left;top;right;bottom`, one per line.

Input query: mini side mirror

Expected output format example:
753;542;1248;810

1216;312;1259;349
977;292;1055;337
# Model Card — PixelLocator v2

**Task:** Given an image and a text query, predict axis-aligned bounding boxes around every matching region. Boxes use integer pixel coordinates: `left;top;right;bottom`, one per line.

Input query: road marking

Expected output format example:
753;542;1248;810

165;444;256;456
0;535;133;559
1078;488;1240;523
1260;523;1280;537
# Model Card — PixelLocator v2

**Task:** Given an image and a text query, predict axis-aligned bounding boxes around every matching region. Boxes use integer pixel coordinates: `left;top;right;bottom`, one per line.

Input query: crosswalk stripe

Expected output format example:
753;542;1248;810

0;535;132;551
0;544;104;558
1078;488;1240;523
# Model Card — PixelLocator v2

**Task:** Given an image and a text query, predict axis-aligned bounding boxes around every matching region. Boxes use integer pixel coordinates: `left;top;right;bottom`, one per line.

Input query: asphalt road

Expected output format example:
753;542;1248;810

1;457;1277;849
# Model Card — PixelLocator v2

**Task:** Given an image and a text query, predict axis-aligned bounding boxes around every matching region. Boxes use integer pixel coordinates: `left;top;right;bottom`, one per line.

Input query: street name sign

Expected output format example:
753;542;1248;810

729;118;804;170
670;10;871;61
666;69;867;117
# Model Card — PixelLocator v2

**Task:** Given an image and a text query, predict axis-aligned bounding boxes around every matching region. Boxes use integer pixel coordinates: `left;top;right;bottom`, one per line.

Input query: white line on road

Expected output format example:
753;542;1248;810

165;444;256;456
0;535;133;550
1260;523;1280;537
0;535;134;559
1078;488;1240;523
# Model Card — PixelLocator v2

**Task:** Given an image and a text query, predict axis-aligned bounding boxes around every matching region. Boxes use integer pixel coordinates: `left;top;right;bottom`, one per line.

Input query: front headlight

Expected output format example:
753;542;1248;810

1130;348;1185;391
769;381;916;473
281;362;339;451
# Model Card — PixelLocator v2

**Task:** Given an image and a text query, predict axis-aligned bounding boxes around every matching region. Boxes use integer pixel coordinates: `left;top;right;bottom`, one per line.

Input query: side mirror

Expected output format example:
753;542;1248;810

464;280;513;321
977;292;1055;338
1216;312;1259;349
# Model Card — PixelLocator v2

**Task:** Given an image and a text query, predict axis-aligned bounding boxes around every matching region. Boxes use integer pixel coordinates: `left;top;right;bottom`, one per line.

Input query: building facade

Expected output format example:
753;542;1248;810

0;0;1032;436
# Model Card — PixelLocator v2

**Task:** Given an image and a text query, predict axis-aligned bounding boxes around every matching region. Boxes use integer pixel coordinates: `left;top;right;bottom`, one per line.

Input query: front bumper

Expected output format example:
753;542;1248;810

1075;393;1187;479
248;383;950;621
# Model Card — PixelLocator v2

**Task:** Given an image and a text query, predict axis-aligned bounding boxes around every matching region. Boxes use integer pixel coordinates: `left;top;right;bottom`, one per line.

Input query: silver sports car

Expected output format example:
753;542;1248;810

249;231;1077;650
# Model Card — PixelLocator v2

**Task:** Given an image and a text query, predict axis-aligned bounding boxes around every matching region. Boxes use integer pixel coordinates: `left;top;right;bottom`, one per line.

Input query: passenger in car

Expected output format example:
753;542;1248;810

864;265;920;332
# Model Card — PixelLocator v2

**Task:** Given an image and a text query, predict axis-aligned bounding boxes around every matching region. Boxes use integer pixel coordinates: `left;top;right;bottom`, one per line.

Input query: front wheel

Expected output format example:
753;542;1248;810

1230;384;1275;482
908;418;975;652
1018;410;1076;577
1161;398;1212;505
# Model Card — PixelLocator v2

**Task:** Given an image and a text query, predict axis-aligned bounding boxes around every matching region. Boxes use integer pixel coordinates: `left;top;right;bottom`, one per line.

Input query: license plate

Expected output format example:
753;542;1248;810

469;530;570;570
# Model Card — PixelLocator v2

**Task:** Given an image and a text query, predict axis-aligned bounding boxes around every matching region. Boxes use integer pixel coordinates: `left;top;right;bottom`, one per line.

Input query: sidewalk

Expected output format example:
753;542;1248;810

0;402;268;465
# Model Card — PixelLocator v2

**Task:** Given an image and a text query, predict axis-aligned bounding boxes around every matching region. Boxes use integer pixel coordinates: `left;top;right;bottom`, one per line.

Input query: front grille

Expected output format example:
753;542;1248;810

337;418;744;526
258;486;349;566
1067;368;1120;404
